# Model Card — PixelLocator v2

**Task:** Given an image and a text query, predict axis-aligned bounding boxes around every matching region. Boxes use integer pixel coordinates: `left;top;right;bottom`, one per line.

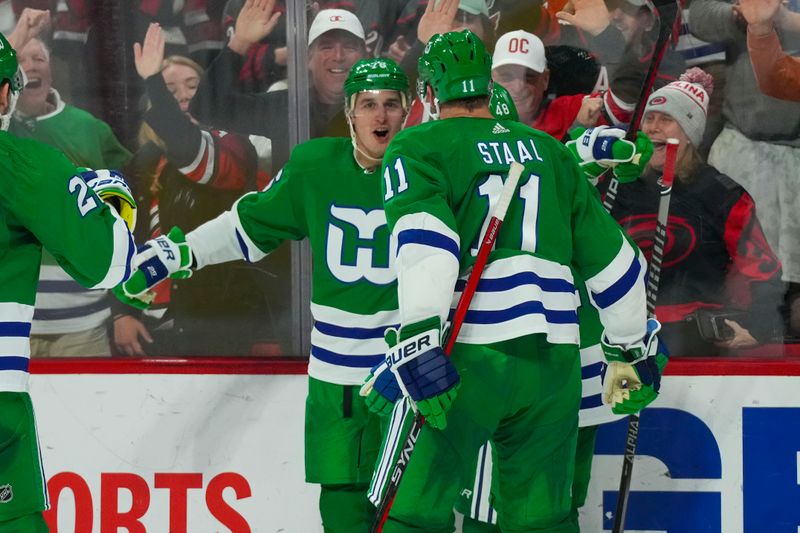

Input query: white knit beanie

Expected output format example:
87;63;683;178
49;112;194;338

643;68;714;146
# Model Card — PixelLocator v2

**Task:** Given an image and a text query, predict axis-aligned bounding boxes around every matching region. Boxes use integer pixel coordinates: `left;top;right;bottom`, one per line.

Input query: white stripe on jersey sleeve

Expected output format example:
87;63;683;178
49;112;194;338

90;214;135;289
187;192;267;269
393;213;460;326
584;234;647;345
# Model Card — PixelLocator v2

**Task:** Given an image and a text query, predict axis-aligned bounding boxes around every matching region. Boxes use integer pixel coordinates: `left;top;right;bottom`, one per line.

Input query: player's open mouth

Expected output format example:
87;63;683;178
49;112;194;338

651;139;666;150
329;68;347;75
25;78;42;89
374;128;389;139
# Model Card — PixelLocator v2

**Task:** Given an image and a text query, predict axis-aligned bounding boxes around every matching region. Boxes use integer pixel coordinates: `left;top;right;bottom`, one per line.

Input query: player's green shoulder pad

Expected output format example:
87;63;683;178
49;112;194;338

386;121;438;153
289;137;353;169
0;132;77;195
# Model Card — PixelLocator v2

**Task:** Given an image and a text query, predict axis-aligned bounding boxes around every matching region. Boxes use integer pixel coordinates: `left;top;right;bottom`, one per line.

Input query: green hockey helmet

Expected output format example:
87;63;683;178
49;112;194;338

0;33;21;92
0;32;23;131
490;83;519;121
417;30;492;105
344;58;410;110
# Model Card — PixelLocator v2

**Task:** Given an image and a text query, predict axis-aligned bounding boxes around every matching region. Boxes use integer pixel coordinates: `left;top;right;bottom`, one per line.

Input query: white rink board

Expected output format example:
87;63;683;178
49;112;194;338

30;373;800;532
32;374;317;533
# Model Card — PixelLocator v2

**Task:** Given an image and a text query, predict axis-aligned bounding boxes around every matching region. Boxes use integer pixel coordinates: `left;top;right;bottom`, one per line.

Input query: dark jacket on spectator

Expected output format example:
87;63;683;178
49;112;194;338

598;163;785;355
189;46;348;170
115;74;277;356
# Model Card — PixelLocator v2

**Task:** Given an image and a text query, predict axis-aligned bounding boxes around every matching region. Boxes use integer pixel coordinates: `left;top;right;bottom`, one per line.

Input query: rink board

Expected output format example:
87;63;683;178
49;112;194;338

27;358;800;532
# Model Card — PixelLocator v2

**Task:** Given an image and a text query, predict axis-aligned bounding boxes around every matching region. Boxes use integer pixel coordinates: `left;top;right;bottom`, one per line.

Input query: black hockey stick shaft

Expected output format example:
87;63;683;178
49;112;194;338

612;138;679;533
602;0;681;213
370;162;525;533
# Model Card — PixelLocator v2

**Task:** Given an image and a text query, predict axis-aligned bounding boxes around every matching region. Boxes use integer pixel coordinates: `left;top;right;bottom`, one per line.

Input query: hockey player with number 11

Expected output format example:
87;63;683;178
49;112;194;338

364;30;662;532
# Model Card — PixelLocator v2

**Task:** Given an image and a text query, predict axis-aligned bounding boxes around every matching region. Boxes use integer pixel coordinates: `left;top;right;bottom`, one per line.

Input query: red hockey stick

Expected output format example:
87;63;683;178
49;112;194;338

370;161;525;533
612;138;679;533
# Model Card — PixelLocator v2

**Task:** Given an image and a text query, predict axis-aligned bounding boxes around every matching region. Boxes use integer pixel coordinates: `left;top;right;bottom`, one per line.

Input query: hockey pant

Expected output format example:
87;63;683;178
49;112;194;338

369;335;581;533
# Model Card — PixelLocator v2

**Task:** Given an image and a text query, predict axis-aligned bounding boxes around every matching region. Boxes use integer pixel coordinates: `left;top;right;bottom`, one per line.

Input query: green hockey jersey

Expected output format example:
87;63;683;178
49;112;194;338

186;138;398;385
381;117;647;348
0;132;134;392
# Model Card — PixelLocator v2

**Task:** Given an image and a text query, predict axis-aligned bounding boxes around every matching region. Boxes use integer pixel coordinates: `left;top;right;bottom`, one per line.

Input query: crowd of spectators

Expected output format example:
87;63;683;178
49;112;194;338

6;0;800;358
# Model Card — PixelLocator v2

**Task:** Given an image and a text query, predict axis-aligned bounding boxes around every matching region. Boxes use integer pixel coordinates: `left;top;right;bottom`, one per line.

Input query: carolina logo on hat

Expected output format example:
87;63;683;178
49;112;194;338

0;484;13;503
649;95;667;106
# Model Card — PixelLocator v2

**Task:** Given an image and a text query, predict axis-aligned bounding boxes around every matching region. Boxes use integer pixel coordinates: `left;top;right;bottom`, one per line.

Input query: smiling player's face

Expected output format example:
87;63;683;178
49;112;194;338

351;90;405;160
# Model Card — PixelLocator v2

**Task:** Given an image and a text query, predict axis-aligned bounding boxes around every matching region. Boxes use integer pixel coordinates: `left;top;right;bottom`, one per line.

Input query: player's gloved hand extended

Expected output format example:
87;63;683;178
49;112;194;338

113;226;194;309
363;317;460;429
601;318;668;415
566;126;653;183
80;168;138;231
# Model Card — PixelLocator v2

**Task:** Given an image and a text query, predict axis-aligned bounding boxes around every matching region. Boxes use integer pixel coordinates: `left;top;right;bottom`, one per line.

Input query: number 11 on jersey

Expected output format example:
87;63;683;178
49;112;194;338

383;158;409;201
471;172;540;256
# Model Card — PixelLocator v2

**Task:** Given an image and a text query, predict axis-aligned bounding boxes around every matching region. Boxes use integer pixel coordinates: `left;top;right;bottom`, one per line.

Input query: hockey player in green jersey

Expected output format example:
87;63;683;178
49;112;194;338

115;58;410;532
459;68;662;533
0;32;137;532
364;30;665;532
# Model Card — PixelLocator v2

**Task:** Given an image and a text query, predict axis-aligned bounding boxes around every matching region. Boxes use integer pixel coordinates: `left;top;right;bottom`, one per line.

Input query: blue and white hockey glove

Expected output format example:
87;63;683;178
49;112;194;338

601;318;669;415
566;126;653;183
113;226;194;309
81;168;137;231
387;317;460;429
360;327;403;417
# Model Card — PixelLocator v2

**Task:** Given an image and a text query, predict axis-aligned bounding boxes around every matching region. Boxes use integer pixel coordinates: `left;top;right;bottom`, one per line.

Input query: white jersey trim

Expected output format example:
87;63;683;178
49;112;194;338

579;343;622;427
0;303;33;392
393;213;460;326
90;215;135;290
188;195;266;270
585;236;648;346
449;255;581;345
307;303;399;386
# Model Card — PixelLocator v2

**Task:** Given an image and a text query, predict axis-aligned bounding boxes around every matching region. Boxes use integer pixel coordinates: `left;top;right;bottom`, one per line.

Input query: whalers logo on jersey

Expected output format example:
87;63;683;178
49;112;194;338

327;205;396;285
0;484;12;503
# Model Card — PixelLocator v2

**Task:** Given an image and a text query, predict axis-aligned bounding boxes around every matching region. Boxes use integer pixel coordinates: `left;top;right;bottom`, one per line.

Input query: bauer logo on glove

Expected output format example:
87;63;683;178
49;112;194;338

566;126;653;183
368;318;461;429
113;226;194;310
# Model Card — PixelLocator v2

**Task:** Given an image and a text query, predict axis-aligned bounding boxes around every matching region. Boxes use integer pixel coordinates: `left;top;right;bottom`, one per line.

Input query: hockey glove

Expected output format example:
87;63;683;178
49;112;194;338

566;126;653;183
360;327;403;417
81;168;138;231
385;317;460;429
601;318;669;415
113;226;194;309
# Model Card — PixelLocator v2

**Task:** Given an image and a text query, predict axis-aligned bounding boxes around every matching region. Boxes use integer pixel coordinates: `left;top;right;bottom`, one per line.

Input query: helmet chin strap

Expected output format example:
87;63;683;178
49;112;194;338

346;114;383;171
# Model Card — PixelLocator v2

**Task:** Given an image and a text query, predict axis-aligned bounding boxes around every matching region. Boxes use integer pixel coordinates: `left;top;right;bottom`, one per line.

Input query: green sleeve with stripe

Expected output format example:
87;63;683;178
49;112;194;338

0;137;123;288
234;155;309;255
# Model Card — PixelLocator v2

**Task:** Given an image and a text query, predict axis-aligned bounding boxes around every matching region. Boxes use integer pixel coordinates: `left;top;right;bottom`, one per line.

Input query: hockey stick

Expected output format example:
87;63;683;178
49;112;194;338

370;161;525;533
611;138;679;533
601;0;681;214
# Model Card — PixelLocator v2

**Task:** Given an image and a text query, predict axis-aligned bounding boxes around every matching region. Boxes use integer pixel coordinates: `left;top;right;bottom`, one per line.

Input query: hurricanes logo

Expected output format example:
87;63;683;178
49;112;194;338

0;484;13;503
618;214;696;268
